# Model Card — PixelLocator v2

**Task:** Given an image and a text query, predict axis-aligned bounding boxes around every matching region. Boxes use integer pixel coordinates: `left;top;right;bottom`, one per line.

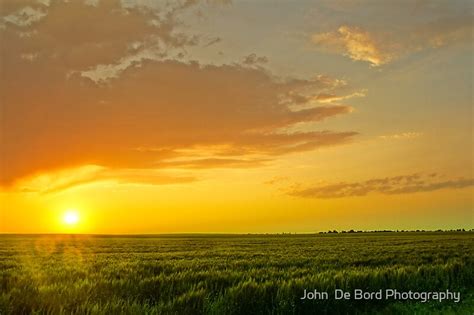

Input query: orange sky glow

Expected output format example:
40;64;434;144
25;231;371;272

1;0;472;233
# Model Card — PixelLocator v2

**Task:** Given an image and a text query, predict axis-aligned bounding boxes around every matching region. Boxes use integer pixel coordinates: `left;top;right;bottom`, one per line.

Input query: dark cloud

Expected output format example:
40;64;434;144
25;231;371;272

204;37;222;47
288;174;474;198
242;53;268;66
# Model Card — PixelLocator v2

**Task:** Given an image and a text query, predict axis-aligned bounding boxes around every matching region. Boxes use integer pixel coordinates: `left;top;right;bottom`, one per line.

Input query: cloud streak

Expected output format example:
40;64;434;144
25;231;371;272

288;174;474;198
379;132;422;140
16;165;196;195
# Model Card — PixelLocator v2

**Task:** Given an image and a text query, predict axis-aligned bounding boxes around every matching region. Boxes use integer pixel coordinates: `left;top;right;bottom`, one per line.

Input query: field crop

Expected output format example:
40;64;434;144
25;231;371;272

0;232;473;314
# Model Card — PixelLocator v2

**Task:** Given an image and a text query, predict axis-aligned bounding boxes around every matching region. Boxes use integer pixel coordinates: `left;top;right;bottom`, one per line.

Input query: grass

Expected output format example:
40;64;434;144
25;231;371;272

0;232;473;314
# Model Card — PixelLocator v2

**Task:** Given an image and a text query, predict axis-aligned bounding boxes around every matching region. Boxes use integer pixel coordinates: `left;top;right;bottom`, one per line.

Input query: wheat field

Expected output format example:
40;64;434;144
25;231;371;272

1;232;473;314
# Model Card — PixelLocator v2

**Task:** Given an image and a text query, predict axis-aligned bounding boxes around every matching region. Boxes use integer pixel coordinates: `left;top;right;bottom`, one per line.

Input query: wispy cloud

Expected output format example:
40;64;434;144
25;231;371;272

311;15;473;67
154;158;270;169
16;165;196;194
379;132;423;140
312;25;395;67
288;174;474;198
315;90;367;103
2;6;47;27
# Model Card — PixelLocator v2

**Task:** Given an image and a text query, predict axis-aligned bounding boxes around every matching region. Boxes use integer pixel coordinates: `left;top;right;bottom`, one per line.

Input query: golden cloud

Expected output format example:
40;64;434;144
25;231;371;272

0;0;359;187
312;26;395;66
311;16;473;67
16;165;196;194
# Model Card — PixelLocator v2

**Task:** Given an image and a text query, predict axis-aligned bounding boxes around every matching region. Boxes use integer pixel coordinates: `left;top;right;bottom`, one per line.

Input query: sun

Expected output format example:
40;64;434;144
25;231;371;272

63;210;80;226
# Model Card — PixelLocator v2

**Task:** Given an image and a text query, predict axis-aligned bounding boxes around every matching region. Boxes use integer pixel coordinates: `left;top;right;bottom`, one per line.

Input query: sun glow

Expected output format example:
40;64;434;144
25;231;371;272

63;210;80;226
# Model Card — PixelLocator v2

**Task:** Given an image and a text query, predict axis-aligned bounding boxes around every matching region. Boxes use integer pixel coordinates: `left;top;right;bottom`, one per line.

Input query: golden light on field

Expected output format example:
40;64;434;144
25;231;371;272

63;210;80;226
0;0;473;234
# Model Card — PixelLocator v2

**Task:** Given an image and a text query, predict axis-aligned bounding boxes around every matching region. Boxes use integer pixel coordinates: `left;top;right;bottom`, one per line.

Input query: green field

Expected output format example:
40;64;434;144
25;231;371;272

1;232;473;314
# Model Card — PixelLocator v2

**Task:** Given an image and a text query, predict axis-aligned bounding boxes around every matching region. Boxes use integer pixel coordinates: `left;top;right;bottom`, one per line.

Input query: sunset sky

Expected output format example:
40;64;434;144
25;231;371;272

1;0;472;233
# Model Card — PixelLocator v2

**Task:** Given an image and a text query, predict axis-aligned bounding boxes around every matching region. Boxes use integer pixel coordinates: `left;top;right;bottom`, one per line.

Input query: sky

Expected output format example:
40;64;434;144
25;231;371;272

0;0;472;233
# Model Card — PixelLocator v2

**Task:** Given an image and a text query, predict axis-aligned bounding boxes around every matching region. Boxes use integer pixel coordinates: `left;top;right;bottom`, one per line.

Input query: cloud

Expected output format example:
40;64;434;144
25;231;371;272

379;132;423;140
315;90;366;103
288;174;474;199
312;26;395;66
279;75;357;107
20;52;38;61
15;165;196;194
36;0;50;7
0;0;359;188
242;53;268;66
311;16;473;67
204;37;222;47
264;176;289;185
2;6;47;27
155;158;270;169
77;48;167;83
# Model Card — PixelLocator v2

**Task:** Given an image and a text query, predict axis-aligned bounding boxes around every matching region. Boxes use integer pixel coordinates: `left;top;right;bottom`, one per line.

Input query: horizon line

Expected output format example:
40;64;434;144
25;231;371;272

1;229;473;237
